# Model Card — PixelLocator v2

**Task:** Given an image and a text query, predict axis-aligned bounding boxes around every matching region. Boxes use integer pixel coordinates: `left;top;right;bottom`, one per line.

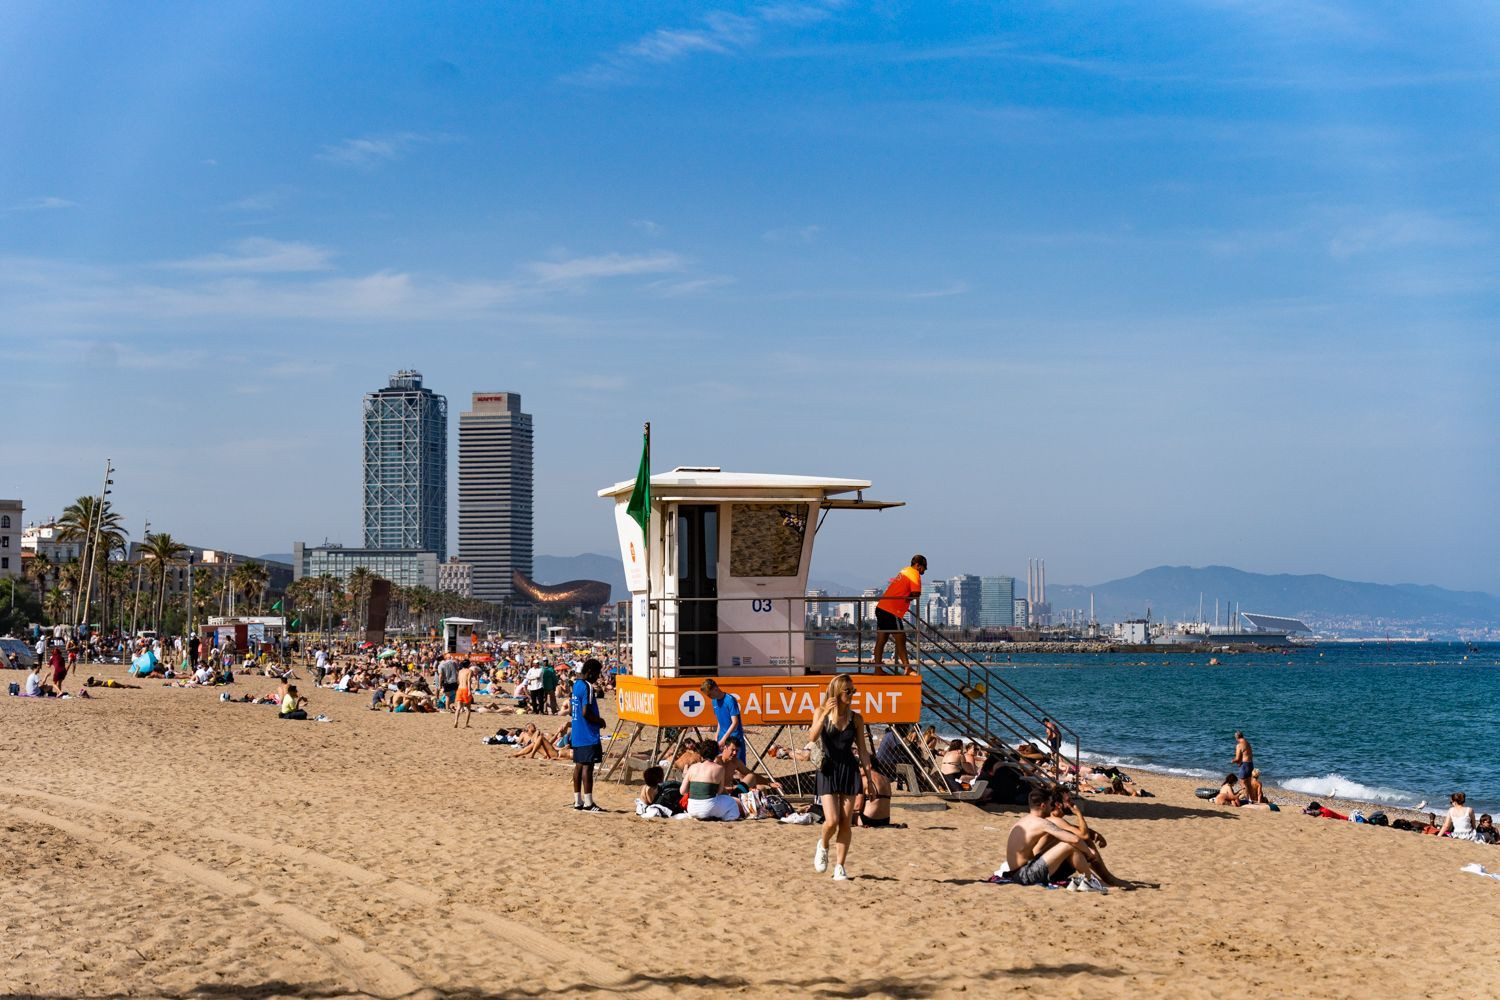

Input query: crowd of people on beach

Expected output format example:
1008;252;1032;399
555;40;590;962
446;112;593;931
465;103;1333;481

11;623;1495;894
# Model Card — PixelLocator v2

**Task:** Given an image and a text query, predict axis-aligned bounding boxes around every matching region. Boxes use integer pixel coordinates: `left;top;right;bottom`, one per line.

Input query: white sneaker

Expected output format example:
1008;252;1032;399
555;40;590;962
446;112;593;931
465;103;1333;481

832;864;849;881
1085;875;1110;894
813;841;829;873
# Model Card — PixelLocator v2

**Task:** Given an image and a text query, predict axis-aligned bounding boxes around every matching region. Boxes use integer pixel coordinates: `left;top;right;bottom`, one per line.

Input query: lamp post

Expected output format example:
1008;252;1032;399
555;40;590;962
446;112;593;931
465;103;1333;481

130;517;149;638
77;459;114;633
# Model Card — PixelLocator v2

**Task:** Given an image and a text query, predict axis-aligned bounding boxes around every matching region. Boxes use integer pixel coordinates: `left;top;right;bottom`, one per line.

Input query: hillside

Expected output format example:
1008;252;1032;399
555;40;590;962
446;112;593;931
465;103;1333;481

1047;565;1500;634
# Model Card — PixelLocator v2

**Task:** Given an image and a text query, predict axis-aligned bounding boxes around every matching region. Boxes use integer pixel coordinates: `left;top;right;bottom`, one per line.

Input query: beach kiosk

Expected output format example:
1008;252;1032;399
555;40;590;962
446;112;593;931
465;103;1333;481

598;467;923;768
440;617;484;655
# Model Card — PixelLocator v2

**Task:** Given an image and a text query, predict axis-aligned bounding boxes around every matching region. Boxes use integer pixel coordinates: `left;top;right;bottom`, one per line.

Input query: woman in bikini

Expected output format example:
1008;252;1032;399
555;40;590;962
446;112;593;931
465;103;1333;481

682;739;742;821
808;674;875;881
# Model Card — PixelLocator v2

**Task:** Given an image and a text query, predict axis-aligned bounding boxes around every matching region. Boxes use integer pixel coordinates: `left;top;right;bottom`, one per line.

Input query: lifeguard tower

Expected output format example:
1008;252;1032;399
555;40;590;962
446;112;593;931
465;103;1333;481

597;465;1078;796
440;617;484;655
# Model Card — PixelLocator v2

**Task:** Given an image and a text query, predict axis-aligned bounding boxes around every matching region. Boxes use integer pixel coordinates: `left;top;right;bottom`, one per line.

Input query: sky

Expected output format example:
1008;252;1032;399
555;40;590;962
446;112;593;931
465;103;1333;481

3;0;1498;597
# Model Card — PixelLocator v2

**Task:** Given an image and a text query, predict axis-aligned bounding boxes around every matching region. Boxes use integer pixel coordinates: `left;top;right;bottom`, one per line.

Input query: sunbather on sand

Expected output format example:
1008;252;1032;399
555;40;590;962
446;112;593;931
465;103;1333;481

1213;774;1242;807
1005;788;1131;890
514;723;560;759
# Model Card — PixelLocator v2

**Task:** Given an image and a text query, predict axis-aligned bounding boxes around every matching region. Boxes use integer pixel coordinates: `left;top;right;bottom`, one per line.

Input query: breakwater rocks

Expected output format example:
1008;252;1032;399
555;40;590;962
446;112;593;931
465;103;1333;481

951;642;1284;655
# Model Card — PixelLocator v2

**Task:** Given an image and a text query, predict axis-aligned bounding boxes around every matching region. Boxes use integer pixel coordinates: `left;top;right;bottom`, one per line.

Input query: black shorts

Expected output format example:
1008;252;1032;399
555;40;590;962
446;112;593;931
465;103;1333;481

573;742;603;765
875;608;903;633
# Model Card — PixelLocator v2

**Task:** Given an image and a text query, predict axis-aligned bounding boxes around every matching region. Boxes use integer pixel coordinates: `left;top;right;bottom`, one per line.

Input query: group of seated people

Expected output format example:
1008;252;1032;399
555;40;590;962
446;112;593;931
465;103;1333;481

1303;792;1499;843
1000;785;1137;891
1213;769;1272;808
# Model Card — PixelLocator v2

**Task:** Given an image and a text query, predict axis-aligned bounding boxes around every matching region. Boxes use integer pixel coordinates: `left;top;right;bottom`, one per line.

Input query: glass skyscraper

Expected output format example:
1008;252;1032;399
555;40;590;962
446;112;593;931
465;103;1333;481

362;371;447;559
979;575;1016;627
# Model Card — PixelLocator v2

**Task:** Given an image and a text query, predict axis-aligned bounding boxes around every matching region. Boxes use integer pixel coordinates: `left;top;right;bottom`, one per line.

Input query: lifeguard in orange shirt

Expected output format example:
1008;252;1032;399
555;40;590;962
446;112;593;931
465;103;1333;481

872;554;927;674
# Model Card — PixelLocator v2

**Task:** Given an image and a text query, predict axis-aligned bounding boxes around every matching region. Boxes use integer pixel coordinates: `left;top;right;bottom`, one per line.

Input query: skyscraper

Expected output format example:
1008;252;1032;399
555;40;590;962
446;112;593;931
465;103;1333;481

362;370;447;558
458;391;533;601
948;574;981;627
979;575;1016;627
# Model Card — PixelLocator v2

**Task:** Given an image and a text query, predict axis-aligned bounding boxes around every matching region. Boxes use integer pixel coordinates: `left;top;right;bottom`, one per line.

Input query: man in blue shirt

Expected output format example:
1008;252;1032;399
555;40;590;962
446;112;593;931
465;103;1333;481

701;679;745;762
569;659;606;812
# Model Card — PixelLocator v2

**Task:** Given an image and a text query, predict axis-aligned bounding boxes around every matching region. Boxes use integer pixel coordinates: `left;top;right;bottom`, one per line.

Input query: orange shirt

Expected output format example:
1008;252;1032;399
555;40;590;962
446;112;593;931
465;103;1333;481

876;566;922;618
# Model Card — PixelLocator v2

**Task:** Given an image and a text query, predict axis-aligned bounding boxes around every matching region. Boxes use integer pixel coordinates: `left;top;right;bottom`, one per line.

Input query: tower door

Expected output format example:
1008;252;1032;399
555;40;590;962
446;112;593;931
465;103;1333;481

676;505;718;670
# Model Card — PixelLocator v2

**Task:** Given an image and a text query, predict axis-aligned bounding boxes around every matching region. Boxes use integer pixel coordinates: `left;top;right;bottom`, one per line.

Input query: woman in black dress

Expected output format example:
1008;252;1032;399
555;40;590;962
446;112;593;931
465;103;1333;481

809;674;875;881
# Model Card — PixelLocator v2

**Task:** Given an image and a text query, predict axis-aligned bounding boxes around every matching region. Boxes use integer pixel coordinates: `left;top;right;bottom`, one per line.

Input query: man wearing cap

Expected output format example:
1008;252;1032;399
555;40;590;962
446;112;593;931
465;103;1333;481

872;554;926;674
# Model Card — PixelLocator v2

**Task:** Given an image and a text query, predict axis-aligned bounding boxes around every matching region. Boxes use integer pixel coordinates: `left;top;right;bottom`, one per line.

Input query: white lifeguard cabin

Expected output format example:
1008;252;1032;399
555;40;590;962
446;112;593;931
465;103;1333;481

440;617;484;655
597;467;921;732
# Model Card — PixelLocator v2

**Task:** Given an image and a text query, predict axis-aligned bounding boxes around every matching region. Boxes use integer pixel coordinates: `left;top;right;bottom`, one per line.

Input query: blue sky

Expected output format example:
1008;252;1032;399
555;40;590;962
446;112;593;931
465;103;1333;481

4;1;1498;596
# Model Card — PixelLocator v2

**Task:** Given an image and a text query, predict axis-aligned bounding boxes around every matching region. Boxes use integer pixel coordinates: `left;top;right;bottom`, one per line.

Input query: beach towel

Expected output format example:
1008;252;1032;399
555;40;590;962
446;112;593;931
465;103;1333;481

1460;863;1500;882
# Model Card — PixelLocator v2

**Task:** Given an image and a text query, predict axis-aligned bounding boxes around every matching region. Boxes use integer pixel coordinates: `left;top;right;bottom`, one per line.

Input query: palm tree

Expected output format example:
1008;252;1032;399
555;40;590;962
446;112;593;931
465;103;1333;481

346;567;374;632
58;495;126;623
230;560;270;614
43;586;69;624
141;532;188;630
24;552;52;602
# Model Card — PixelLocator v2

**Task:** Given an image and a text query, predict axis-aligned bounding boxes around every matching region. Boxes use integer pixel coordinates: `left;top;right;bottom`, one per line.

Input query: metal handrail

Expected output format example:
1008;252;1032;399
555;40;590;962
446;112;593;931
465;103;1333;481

902;615;1081;781
636;592;1080;782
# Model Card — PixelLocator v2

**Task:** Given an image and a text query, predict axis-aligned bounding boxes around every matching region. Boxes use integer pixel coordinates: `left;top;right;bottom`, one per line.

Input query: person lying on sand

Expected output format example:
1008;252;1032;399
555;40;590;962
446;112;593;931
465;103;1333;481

1005;788;1133;890
85;677;141;689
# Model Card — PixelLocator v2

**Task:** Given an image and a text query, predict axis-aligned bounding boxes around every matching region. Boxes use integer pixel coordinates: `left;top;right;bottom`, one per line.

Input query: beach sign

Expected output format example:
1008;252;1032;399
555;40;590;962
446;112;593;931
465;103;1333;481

617;674;922;727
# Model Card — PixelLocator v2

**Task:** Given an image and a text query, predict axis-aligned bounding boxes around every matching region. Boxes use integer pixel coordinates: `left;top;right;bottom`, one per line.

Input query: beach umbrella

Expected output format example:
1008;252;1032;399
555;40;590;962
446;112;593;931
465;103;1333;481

378;648;398;659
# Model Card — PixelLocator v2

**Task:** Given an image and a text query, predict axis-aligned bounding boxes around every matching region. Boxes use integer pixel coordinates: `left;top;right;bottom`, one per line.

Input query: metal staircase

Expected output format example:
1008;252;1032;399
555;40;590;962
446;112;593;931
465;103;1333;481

897;616;1079;786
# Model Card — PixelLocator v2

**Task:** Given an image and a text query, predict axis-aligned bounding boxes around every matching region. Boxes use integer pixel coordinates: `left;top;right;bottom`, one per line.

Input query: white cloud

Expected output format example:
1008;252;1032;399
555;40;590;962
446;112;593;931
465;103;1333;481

1328;211;1485;258
223;189;292;212
647;275;736;297
566;1;845;86
763;224;823;244
165;238;335;274
904;280;969;299
0;244;706;332
633;218;665;237
527;251;687;284
315;132;451;168
8;196;78;211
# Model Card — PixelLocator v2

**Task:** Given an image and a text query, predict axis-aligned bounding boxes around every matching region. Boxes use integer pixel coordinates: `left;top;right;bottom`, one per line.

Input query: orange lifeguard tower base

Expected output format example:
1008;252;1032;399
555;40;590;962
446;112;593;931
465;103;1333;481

596;464;920;779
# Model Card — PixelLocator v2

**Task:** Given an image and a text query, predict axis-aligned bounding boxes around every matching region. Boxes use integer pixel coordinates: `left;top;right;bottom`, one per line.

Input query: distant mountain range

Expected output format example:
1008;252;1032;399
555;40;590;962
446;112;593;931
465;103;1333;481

275;550;1500;633
1048;565;1500;633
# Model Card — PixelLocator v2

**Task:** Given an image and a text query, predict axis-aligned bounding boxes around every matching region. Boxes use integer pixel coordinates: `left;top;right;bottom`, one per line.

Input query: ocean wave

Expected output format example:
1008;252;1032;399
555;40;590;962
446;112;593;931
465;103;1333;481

1280;774;1419;806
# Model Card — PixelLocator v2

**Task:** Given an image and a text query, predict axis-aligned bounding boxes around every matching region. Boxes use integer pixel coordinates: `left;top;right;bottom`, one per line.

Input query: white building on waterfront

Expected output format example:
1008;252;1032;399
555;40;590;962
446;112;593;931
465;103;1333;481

437;557;474;597
21;521;83;566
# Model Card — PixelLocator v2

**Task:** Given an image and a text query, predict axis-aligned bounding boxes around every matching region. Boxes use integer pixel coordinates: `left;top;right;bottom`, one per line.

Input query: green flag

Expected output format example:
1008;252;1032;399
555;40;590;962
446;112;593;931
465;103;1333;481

270;598;283;612
625;425;650;536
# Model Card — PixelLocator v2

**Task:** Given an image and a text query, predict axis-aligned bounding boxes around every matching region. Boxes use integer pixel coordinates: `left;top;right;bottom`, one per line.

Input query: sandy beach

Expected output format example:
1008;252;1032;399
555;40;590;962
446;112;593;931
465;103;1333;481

4;664;1497;1000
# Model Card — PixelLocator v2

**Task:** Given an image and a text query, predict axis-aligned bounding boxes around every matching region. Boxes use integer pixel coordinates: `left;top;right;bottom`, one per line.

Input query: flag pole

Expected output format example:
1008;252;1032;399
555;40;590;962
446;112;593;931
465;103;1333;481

642;421;651;675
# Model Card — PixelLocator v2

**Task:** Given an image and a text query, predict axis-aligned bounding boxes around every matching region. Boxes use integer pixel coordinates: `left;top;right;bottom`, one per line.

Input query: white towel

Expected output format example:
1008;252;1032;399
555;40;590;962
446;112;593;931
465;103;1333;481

1460;863;1500;881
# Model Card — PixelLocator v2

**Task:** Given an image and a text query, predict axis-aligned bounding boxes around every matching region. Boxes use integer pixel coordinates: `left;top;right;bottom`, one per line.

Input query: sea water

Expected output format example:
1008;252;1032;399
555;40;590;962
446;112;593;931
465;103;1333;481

922;642;1500;814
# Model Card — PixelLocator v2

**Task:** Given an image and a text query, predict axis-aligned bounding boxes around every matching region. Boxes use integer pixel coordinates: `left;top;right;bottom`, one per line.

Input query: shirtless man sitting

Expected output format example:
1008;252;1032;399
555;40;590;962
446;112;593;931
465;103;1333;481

1005;788;1128;889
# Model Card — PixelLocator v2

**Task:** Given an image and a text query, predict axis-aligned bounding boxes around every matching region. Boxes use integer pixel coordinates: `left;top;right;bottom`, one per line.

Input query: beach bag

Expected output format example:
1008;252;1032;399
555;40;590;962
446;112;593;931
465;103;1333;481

1367;811;1388;827
762;792;795;820
653;780;683;814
